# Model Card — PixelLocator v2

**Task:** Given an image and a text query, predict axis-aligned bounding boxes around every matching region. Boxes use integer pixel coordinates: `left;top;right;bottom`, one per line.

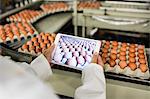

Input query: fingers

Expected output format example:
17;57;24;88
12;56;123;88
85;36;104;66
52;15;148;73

49;44;55;55
91;52;99;63
49;44;56;60
43;44;56;63
97;55;104;67
91;52;104;68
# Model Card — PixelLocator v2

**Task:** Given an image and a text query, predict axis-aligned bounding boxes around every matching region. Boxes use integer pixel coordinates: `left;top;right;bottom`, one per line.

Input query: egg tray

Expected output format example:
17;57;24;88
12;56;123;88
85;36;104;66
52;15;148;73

17;33;56;56
0;44;36;64
40;2;72;15
100;40;150;79
51;64;150;86
77;1;101;11
6;10;47;24
0;22;39;45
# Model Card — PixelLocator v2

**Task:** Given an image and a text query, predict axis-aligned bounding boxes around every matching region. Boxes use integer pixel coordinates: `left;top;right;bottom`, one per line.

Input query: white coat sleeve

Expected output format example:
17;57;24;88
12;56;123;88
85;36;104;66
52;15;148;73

16;54;52;80
75;63;106;99
29;54;53;80
0;55;59;99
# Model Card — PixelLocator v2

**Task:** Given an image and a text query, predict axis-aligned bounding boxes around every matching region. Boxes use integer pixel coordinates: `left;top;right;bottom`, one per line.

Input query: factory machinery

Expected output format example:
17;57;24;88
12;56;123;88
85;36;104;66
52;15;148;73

0;0;150;98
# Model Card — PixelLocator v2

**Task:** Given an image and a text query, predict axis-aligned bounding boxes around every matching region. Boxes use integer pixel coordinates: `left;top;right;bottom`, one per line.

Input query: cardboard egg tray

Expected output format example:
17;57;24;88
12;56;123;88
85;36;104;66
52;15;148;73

77;1;101;11
18;32;56;56
100;40;149;79
0;22;38;44
40;2;72;15
6;10;47;23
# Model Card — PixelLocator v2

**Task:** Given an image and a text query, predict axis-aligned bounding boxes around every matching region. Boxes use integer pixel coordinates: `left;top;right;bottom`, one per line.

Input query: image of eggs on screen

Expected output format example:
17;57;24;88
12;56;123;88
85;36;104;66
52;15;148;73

52;35;100;69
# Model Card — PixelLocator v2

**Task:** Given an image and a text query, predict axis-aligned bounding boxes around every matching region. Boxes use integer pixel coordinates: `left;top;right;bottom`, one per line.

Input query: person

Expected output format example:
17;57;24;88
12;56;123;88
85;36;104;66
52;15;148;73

0;44;106;99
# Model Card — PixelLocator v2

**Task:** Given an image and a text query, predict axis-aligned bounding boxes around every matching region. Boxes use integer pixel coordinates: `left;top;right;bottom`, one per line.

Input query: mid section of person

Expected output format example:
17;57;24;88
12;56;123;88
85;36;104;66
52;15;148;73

0;44;106;99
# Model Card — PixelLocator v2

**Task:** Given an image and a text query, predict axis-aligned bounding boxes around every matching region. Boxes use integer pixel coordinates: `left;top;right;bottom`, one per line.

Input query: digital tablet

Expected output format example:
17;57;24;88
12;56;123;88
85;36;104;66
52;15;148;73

51;33;101;70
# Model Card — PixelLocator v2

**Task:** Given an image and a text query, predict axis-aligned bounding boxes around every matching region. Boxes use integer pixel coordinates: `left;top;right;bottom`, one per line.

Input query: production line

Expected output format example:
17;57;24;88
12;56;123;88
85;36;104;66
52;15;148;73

0;0;150;99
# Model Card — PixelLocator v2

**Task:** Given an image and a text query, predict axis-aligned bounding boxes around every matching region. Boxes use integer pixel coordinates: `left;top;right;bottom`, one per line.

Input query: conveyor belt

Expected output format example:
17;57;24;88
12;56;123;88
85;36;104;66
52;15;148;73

34;12;72;33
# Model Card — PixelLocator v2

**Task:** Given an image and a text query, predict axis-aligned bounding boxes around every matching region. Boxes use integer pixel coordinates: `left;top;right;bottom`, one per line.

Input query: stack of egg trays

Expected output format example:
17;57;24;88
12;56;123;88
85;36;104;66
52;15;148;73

100;40;150;79
6;10;47;24
0;22;39;48
77;1;101;11
17;33;56;56
40;2;72;15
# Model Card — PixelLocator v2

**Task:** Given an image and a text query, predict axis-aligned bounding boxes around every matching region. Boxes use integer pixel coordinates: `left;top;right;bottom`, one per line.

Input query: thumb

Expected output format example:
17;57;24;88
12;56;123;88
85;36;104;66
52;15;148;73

97;55;104;67
43;44;55;62
91;52;99;63
49;43;56;59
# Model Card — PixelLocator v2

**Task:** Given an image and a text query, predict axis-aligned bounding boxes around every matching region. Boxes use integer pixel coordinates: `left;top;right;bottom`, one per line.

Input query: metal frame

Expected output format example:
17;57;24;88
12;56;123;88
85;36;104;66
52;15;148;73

80;8;150;36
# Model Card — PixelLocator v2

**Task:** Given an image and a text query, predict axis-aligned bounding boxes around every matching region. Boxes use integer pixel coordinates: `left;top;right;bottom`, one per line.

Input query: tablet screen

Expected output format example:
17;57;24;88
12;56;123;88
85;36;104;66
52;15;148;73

52;34;101;70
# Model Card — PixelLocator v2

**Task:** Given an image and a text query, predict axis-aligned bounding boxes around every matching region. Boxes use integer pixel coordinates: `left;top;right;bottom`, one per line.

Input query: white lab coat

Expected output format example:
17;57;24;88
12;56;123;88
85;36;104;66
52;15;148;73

0;54;106;99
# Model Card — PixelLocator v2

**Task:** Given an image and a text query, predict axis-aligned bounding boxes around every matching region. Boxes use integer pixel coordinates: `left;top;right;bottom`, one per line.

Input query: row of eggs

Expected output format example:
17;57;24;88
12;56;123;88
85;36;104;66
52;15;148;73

8;10;44;23
101;41;148;73
0;22;34;42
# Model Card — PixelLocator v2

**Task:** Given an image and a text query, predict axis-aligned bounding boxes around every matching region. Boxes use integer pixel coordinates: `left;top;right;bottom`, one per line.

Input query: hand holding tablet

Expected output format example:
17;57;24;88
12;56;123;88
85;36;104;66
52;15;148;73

50;33;102;70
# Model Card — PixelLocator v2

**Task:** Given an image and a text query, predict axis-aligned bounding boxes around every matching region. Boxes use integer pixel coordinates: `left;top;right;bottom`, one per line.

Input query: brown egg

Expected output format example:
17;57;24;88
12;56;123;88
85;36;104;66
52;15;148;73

110;53;117;60
121;43;127;47
129;53;136;57
48;36;54;43
120;51;126;56
112;46;118;50
36;47;42;53
138;49;144;54
1;34;6;41
38;38;43;43
129;57;136;63
111;49;117;54
34;42;39;46
19;26;25;30
29;46;35;51
129;48;135;53
14;30;20;37
102;58;107;64
138;45;144;49
44;40;49;44
112;41;118;46
102;53;108;58
104;45;110;49
40;32;45;36
102;48;108;53
128;63;137;71
51;33;56;38
45;33;50;37
105;41;110;45
21;30;27;36
119;61;127;69
139;59;146;64
109;59;116;67
41;35;46;39
138;53;145;59
139;64;148;72
7;32;14;39
22;44;28;49
119;55;126;61
130;44;136;48
31;37;37;42
43;36;48;40
29;29;34;34
40;42;46;48
120;47;126;52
